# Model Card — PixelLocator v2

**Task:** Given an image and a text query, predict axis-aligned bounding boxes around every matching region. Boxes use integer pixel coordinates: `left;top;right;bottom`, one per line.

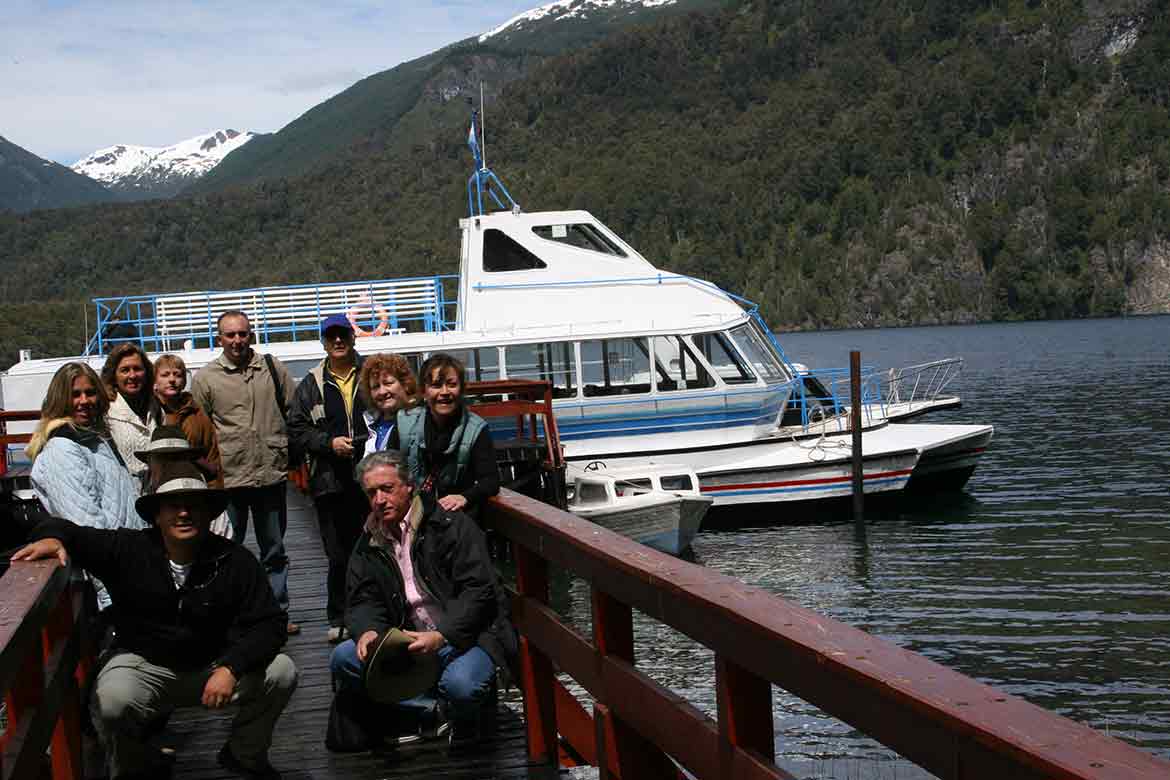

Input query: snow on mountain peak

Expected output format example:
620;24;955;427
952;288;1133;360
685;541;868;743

71;129;255;191
478;0;677;43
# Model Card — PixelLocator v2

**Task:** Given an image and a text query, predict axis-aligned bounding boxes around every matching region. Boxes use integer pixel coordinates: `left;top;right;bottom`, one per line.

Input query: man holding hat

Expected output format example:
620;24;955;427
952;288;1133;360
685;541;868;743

11;460;298;780
288;313;369;644
326;450;516;751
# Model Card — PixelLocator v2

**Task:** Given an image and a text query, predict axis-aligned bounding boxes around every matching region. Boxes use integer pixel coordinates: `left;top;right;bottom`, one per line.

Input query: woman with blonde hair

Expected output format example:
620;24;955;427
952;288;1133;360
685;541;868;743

101;343;160;488
27;362;145;607
358;353;419;458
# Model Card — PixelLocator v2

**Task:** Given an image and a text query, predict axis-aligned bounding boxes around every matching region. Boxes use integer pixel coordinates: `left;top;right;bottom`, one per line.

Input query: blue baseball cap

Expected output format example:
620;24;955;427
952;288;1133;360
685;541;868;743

320;313;353;337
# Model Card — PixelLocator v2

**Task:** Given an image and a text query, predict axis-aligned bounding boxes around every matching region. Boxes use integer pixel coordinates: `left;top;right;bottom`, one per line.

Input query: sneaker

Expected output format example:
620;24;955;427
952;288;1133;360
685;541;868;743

217;744;281;780
423;719;451;741
326;626;347;644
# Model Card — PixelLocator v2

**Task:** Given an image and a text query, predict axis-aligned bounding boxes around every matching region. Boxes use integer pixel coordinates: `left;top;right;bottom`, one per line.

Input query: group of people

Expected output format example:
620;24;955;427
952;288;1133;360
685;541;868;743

11;310;511;779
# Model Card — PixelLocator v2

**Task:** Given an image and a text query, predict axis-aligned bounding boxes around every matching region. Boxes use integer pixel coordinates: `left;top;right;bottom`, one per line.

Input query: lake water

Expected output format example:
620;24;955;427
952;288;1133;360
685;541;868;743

558;315;1170;779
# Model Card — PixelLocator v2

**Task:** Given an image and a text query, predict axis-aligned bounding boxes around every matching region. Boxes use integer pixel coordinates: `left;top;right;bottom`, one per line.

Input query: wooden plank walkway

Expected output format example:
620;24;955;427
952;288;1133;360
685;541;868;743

163;487;559;780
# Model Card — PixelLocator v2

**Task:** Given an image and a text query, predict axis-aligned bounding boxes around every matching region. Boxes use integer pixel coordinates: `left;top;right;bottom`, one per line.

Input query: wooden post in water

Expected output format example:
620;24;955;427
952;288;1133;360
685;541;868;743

850;350;864;521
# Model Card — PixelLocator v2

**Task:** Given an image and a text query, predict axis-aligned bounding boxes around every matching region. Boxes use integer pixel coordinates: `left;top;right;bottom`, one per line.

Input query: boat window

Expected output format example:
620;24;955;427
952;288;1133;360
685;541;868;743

577;482;610;506
692;332;757;385
532;224;628;258
661;474;694;491
483;229;548;272
581;337;651;397
400;353;423;378
503;342;577;399
729;324;786;382
435;348;500;383
615;478;653;497
653;336;714;392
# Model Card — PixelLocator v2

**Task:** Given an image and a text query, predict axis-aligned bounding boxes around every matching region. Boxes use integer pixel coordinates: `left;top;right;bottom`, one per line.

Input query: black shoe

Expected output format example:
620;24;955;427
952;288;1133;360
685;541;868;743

217;744;281;780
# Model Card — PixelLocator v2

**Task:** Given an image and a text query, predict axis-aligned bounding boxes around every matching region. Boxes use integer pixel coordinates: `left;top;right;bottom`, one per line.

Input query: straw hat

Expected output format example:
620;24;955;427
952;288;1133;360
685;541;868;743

363;628;441;704
134;425;200;462
135;460;229;523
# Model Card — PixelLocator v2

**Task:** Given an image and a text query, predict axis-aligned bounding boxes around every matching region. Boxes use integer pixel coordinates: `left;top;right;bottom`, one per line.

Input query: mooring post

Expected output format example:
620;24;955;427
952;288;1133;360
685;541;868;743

850;350;864;521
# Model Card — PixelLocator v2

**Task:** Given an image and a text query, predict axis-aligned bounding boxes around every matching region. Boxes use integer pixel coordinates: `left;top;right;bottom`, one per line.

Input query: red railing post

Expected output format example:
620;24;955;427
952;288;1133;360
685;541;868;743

591;587;677;779
45;589;83;779
515;544;558;765
716;654;775;775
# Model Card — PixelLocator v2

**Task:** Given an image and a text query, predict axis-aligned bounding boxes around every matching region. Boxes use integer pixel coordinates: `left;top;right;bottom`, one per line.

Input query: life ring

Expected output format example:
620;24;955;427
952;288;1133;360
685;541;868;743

347;295;391;338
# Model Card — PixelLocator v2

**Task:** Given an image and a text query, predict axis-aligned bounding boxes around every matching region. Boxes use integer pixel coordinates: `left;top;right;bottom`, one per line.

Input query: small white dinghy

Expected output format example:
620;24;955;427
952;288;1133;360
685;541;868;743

566;464;712;555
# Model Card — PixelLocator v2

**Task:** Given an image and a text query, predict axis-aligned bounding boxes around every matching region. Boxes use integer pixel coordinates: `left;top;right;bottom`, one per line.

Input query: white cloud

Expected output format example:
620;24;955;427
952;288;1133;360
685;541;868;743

0;0;539;163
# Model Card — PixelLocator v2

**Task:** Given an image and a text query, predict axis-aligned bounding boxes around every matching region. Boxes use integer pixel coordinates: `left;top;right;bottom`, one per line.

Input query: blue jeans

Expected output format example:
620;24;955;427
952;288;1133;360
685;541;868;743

330;638;495;724
226;482;290;612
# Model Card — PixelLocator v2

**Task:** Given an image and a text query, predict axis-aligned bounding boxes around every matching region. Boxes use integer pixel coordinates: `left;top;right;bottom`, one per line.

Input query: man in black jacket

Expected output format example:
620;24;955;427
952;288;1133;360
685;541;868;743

11;460;297;780
287;313;368;644
328;449;516;748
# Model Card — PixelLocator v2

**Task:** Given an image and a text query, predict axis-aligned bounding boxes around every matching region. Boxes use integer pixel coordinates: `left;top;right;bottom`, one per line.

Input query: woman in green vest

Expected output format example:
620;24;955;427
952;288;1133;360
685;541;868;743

387;353;499;518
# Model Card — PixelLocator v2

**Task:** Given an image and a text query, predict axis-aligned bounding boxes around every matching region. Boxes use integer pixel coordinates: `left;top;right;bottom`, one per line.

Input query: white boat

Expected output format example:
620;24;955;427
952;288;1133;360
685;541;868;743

566;464;711;555
0;151;992;512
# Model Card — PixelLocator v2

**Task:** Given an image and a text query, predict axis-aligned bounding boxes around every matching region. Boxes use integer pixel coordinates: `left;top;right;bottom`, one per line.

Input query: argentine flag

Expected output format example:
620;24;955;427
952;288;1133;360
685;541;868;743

468;113;482;169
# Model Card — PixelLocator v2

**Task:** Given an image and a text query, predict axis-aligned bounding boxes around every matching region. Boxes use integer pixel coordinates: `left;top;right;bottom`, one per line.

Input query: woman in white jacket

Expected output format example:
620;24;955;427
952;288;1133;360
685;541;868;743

101;343;160;489
27;362;145;607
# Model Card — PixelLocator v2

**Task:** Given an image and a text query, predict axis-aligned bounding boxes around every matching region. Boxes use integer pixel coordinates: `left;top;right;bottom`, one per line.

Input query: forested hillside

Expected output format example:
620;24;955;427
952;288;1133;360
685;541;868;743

1;0;1167;369
193;0;722;191
0;135;117;213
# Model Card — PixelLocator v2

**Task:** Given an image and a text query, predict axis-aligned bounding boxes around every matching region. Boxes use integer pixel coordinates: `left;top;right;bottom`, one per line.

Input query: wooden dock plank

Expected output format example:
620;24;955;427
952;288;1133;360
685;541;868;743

164;487;556;779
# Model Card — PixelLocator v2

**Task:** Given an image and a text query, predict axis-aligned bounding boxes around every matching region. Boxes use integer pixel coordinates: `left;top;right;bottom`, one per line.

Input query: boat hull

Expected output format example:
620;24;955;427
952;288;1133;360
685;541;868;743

574;496;710;555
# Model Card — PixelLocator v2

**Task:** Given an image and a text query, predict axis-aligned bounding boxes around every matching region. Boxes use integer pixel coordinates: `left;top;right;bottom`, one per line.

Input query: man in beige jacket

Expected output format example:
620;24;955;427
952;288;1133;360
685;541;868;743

191;310;300;635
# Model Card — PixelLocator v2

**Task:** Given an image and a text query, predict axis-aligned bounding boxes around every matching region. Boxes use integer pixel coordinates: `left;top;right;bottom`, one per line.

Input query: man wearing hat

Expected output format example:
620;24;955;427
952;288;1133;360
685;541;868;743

326;450;516;750
137;425;232;537
11;460;298;780
288;313;369;644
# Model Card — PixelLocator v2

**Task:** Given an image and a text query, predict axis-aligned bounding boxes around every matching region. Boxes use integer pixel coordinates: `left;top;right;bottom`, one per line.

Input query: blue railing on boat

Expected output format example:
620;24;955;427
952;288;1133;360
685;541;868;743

786;366;885;428
83;275;460;355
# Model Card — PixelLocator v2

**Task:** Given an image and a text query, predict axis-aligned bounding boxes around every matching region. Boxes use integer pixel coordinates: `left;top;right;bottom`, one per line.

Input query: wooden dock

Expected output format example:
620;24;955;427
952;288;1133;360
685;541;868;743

165;488;556;780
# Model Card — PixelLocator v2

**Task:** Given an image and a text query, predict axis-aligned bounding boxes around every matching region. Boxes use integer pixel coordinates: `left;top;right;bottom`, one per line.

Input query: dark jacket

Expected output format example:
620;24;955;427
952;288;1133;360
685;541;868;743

32;517;286;676
387;406;499;516
345;503;517;683
288;356;368;498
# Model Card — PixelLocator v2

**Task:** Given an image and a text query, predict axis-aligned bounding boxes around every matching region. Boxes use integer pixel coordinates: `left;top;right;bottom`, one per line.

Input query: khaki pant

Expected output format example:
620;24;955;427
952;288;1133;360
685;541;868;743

92;652;298;778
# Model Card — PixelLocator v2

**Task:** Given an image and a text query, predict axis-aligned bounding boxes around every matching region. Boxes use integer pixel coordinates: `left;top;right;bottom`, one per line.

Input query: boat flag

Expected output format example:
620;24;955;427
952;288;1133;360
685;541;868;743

468;112;483;169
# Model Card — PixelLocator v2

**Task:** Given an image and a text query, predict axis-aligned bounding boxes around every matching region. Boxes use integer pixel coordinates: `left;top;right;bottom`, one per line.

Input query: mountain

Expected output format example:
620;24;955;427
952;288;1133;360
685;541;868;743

0;135;117;213
191;0;721;192
72;129;256;199
478;0;717;52
0;0;1168;370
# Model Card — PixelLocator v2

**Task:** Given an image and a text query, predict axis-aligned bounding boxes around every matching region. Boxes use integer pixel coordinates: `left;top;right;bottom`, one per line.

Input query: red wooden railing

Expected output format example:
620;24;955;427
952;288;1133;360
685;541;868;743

0;561;92;780
485;489;1170;780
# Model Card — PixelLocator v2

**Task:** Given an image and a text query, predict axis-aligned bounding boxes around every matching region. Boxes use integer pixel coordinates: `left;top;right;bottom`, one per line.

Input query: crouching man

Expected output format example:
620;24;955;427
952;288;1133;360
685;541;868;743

327;450;516;751
12;460;298;780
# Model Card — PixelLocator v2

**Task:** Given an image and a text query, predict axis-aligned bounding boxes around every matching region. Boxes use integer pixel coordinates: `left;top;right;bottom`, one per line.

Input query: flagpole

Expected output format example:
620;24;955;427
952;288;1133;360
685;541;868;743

480;82;486;171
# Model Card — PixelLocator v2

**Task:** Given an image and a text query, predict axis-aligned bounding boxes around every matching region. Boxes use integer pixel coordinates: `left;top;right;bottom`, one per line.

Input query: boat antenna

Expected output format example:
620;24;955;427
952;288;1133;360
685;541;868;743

480;82;487;171
465;86;520;217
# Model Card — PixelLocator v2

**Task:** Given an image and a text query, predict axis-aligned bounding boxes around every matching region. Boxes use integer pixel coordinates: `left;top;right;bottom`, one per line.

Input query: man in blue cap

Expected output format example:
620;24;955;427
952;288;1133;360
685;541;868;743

288;314;369;643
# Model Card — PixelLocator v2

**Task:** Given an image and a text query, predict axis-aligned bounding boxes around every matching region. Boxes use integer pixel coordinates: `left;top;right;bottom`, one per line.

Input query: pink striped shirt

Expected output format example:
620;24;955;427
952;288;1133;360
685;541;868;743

372;498;443;632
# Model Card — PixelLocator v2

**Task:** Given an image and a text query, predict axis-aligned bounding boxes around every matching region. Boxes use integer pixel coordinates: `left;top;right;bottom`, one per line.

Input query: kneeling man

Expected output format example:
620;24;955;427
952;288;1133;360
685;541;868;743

329;450;516;748
13;460;298;780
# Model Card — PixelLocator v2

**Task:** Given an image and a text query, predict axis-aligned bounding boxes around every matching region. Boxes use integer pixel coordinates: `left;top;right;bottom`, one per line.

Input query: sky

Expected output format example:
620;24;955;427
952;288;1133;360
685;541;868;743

1;0;542;165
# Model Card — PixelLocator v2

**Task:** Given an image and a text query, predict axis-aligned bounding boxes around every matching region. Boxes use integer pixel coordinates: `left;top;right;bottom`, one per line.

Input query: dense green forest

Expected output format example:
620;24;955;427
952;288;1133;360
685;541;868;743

1;0;1167;369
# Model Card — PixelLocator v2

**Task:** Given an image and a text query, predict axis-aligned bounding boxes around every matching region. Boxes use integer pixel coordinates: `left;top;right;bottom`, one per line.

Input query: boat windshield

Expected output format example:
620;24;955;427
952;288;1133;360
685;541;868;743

692;331;757;385
532;223;628;258
729;324;786;383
